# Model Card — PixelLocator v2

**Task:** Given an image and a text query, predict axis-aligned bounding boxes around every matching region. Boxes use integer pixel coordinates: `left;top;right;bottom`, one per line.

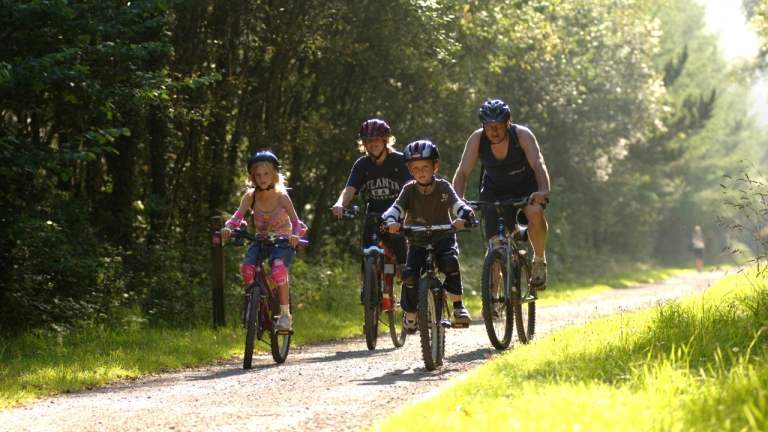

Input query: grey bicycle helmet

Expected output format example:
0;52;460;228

403;140;440;163
478;99;511;123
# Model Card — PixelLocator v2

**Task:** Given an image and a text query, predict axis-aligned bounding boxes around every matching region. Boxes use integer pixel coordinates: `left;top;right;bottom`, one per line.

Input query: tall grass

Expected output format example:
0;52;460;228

367;270;768;431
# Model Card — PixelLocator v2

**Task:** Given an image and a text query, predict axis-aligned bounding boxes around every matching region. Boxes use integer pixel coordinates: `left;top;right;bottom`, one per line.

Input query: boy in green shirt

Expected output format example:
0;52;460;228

383;140;476;333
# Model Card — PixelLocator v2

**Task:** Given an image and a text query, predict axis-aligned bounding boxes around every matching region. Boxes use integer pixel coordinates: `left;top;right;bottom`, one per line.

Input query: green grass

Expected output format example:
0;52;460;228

0;255;699;410
365;269;768;431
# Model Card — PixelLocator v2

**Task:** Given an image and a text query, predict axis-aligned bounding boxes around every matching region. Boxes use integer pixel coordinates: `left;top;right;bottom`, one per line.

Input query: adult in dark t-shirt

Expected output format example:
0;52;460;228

332;119;412;265
452;99;551;289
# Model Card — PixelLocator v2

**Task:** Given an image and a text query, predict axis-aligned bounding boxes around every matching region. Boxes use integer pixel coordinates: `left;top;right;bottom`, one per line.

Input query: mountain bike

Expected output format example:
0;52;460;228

469;197;537;349
222;228;308;368
340;207;407;350
401;223;474;371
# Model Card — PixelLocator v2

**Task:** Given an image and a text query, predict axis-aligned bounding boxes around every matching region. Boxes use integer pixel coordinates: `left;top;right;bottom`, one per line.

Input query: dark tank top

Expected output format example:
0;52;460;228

479;124;535;194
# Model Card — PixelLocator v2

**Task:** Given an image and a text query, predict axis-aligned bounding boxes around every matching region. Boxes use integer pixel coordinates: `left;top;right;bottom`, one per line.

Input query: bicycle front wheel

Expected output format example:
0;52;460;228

243;282;263;369
514;249;536;344
481;248;514;350
363;256;381;350
418;278;444;371
387;282;406;348
270;291;292;363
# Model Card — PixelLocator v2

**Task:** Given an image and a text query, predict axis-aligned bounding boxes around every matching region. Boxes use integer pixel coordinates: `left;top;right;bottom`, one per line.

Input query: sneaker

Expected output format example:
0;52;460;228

453;306;471;324
403;312;418;334
276;312;293;331
531;260;547;290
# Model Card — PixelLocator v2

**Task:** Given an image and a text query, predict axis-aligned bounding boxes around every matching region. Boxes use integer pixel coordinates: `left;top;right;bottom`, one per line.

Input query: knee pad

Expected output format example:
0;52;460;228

437;254;460;276
240;264;256;284
402;268;419;287
270;259;289;285
444;273;463;295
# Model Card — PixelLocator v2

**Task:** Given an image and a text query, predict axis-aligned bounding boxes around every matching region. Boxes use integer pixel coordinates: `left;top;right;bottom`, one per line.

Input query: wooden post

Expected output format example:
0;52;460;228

210;216;226;328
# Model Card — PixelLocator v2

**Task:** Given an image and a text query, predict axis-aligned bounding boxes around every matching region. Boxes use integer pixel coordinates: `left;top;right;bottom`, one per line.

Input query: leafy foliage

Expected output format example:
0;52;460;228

2;0;766;334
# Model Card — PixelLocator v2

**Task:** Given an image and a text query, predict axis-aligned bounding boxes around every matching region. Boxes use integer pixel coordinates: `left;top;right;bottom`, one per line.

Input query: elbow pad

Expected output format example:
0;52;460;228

383;205;403;223
227;210;244;228
291;219;307;237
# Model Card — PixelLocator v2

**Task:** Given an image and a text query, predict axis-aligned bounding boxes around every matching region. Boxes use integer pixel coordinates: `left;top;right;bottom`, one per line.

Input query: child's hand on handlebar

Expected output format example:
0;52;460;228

452;218;467;230
331;205;344;218
386;221;401;234
288;234;300;246
221;227;232;239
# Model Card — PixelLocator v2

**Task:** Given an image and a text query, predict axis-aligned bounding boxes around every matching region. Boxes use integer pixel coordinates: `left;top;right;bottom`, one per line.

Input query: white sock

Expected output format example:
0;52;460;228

534;253;546;263
280;305;290;315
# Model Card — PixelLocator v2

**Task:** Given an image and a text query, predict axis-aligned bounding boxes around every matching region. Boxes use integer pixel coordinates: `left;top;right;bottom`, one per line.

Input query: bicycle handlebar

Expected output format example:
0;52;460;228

338;207;383;219
467;197;532;210
401;221;478;235
216;228;309;247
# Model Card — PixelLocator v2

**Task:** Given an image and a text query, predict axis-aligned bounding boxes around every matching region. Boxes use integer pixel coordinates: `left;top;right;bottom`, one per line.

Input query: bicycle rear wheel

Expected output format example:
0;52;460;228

243;282;263;369
387;282;406;348
270;291;292;363
363;256;381;350
418;278;444;371
481;248;514;349
514;249;536;344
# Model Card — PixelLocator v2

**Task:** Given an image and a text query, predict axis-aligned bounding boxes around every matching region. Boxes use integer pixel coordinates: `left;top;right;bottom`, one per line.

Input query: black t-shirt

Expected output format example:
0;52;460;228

346;151;413;213
479;124;536;195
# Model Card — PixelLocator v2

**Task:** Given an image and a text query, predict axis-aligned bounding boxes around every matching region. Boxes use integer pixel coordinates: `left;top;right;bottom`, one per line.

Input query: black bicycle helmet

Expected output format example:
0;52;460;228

357;119;391;140
403;140;440;163
247;150;281;173
478;99;511;123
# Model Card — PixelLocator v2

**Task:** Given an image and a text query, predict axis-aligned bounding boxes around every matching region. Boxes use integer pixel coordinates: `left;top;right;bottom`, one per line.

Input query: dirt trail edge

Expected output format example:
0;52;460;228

1;271;725;432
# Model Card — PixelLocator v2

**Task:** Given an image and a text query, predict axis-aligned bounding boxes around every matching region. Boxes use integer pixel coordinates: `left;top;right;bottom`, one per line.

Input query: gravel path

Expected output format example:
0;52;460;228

0;270;725;432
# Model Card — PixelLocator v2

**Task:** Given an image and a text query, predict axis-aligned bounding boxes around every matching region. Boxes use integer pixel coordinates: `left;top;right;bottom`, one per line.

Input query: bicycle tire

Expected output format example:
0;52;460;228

418;278;444;371
514;248;536;344
363;256;381;350
243;281;263;369
387;281;406;348
270;291;292;363
481;248;514;349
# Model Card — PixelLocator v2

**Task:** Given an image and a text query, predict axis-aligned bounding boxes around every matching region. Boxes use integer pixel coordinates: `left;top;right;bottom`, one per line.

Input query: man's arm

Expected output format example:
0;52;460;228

516;126;550;204
452;129;483;199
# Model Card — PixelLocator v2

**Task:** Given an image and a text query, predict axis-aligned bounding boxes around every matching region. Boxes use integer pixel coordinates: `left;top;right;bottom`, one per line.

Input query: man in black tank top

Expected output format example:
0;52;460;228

452;99;551;289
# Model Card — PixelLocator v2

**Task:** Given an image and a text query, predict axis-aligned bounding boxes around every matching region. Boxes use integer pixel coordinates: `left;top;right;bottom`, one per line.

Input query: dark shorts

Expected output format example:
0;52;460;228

480;184;543;240
693;247;704;259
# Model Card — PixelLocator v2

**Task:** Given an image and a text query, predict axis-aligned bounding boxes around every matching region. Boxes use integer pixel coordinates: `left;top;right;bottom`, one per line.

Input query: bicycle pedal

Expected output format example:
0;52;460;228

452;322;470;329
274;329;294;336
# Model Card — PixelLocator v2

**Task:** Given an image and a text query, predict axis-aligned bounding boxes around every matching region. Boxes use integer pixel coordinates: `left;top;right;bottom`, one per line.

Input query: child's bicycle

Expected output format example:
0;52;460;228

401;222;475;371
468;197;537;349
340;207;407;350
222;227;308;368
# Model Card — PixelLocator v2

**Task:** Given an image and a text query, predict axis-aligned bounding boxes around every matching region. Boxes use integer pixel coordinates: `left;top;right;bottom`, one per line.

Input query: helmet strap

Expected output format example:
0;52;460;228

416;176;435;191
255;183;276;192
368;148;386;162
489;128;509;145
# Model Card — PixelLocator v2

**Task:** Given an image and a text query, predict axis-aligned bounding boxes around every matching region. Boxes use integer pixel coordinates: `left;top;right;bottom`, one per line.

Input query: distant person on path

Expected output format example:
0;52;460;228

692;225;705;272
452;99;550;289
221;151;307;331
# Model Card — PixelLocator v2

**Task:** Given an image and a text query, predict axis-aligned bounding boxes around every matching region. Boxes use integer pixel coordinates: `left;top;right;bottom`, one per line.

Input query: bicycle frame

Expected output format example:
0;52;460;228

480;199;535;305
402;224;468;329
340;207;406;349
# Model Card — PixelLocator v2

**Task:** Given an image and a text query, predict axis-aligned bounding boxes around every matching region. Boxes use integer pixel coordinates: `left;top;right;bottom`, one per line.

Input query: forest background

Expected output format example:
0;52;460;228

2;0;767;335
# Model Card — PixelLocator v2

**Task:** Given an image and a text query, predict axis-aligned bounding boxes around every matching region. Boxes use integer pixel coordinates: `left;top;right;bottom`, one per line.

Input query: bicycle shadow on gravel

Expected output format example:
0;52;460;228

350;367;455;386
287;345;402;365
